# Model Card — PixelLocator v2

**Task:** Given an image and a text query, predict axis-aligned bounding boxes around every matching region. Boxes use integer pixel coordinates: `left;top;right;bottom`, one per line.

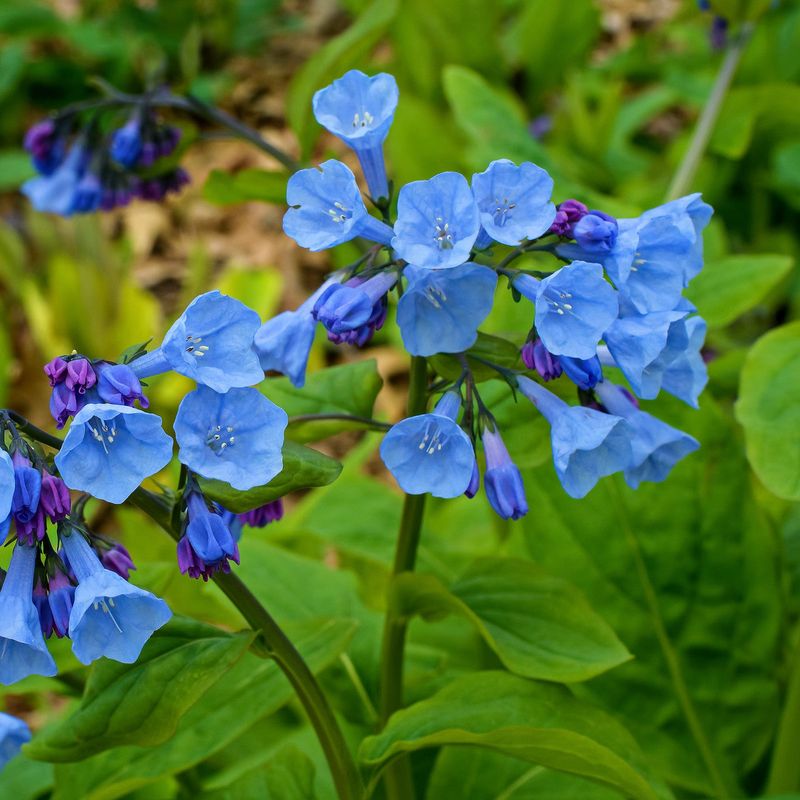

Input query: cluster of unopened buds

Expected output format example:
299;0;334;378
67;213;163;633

3;67;711;691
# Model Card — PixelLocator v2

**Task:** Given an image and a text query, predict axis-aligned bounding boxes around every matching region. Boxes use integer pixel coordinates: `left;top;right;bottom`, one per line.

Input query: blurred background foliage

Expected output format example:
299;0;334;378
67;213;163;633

1;1;800;799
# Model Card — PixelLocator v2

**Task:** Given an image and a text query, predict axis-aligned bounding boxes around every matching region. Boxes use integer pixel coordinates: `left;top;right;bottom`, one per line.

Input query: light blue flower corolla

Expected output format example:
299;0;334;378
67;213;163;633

254;277;340;387
0;543;57;685
515;261;618;360
21;145;86;216
392;172;480;269
470;159;555;248
0;450;14;521
129;291;263;393
175;386;287;491
397;264;497;356
54;404;173;504
595;382;699;489
659;316;708;408
283;160;394;251
482;427;528;520
380;392;474;498
61;531;171;665
518;376;632;498
313;271;397;334
0;712;31;771
185;491;237;564
312;70;399;201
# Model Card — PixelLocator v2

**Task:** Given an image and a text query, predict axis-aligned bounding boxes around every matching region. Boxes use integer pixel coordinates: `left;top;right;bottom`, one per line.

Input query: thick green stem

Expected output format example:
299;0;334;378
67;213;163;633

5;412;362;800
665;23;753;201
766;633;800;794
378;356;429;800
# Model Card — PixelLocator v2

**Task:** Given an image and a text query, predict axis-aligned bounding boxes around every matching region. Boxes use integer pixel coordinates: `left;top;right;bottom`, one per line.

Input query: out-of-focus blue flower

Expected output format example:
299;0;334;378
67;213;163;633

660;316;708;408
560;354;603;390
397;263;497;356
0;712;31;770
380;392;475;498
518;376;632;498
482;427;527;520
515;261;618;360
0;450;14;522
0;543;57;685
239;499;284;528
96;363;149;408
254;277;340;387
283;160;394;251
392;172;480;269
596;382;699;488
572;211;618;255
130;291;263;393
54;404;173;504
61;531;171;665
470;159;555;248
71;173;103;214
174;386;287;491
24;119;64;175
21;145;86;216
185;491;238;565
110;118;143;168
312;70;399;200
313;271;397;334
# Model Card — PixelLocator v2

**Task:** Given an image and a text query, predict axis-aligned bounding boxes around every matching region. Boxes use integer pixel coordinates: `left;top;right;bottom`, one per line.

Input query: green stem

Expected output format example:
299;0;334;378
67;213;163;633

609;479;734;799
5;412;362;800
766;632;800;794
665;23;753;201
378;356;429;800
288;413;390;432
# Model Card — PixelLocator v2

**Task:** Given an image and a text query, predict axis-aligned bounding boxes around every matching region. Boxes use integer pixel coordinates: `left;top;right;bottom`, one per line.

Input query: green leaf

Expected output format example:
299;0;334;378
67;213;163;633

26;618;254;762
287;0;399;156
685;254;794;328
51;618;356;800
264;360;383;442
430;331;521;383
202;169;289;206
736;321;800;500
0;148;34;191
0;755;54;800
360;671;666;800
200;441;342;512
393;558;631;682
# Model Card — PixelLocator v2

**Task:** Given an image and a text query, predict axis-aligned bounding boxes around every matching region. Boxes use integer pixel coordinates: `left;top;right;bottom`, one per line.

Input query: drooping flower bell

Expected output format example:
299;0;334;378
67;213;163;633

110;116;143;168
47;564;75;639
95;363;149;408
0;712;31;770
312;70;399;201
397;264;497;357
572;211;618;255
174;386;287;491
184;491;239;565
129;291;264;393
313;271;397;336
11;453;41;526
24;119;65;175
60;529;171;665
21;144;88;216
380;391;475;498
481;426;528;520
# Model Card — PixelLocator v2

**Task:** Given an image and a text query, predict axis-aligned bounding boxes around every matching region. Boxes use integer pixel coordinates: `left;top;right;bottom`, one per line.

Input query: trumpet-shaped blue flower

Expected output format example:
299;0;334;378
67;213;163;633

380;392;474;498
185;491;238;564
254;277;339;387
312;70;399;200
518;376;632;498
110;118;143;167
0;450;14;522
397;264;497;356
54;404;173;504
175;386;287;491
130;291;263;393
596;382;699;488
482;427;528;520
61;531;171;665
0;712;31;770
96;363;149;408
313;271;397;334
47;567;75;639
515;261;618;360
283;160;394;251
21;145;86;216
392;172;480;269
470;160;555;248
660;316;708;408
0;543;57;684
572;211;618;255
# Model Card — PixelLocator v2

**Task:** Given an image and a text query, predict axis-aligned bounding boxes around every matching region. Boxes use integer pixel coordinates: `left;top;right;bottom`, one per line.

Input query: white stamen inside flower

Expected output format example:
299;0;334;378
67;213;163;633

493;197;517;227
352;111;374;128
186;335;209;358
433;217;454;250
206;423;235;455
424;285;447;308
327;201;350;224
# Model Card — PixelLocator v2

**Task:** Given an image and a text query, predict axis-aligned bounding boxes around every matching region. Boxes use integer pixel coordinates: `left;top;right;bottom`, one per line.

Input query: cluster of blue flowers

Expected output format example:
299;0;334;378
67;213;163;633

267;69;711;518
21;108;188;216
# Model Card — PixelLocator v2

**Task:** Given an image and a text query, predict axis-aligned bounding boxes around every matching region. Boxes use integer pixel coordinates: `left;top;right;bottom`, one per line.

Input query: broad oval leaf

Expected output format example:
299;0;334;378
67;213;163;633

360;671;666;800
393;558;631;682
26;618;254;762
200;441;342;512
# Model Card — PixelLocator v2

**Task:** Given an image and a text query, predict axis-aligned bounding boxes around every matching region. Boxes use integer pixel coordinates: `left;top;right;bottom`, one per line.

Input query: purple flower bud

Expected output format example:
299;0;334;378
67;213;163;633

522;338;563;381
24;120;65;175
44;357;68;386
548;209;571;236
239;499;284;528
558;199;589;224
573;211;618;255
482;428;528;520
710;15;728;49
528;114;552;140
49;381;87;429
99;541;136;580
33;576;54;639
39;473;70;522
65;358;96;394
177;534;239;582
464;460;480;499
17;507;47;546
47;568;74;639
96;363;149;408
